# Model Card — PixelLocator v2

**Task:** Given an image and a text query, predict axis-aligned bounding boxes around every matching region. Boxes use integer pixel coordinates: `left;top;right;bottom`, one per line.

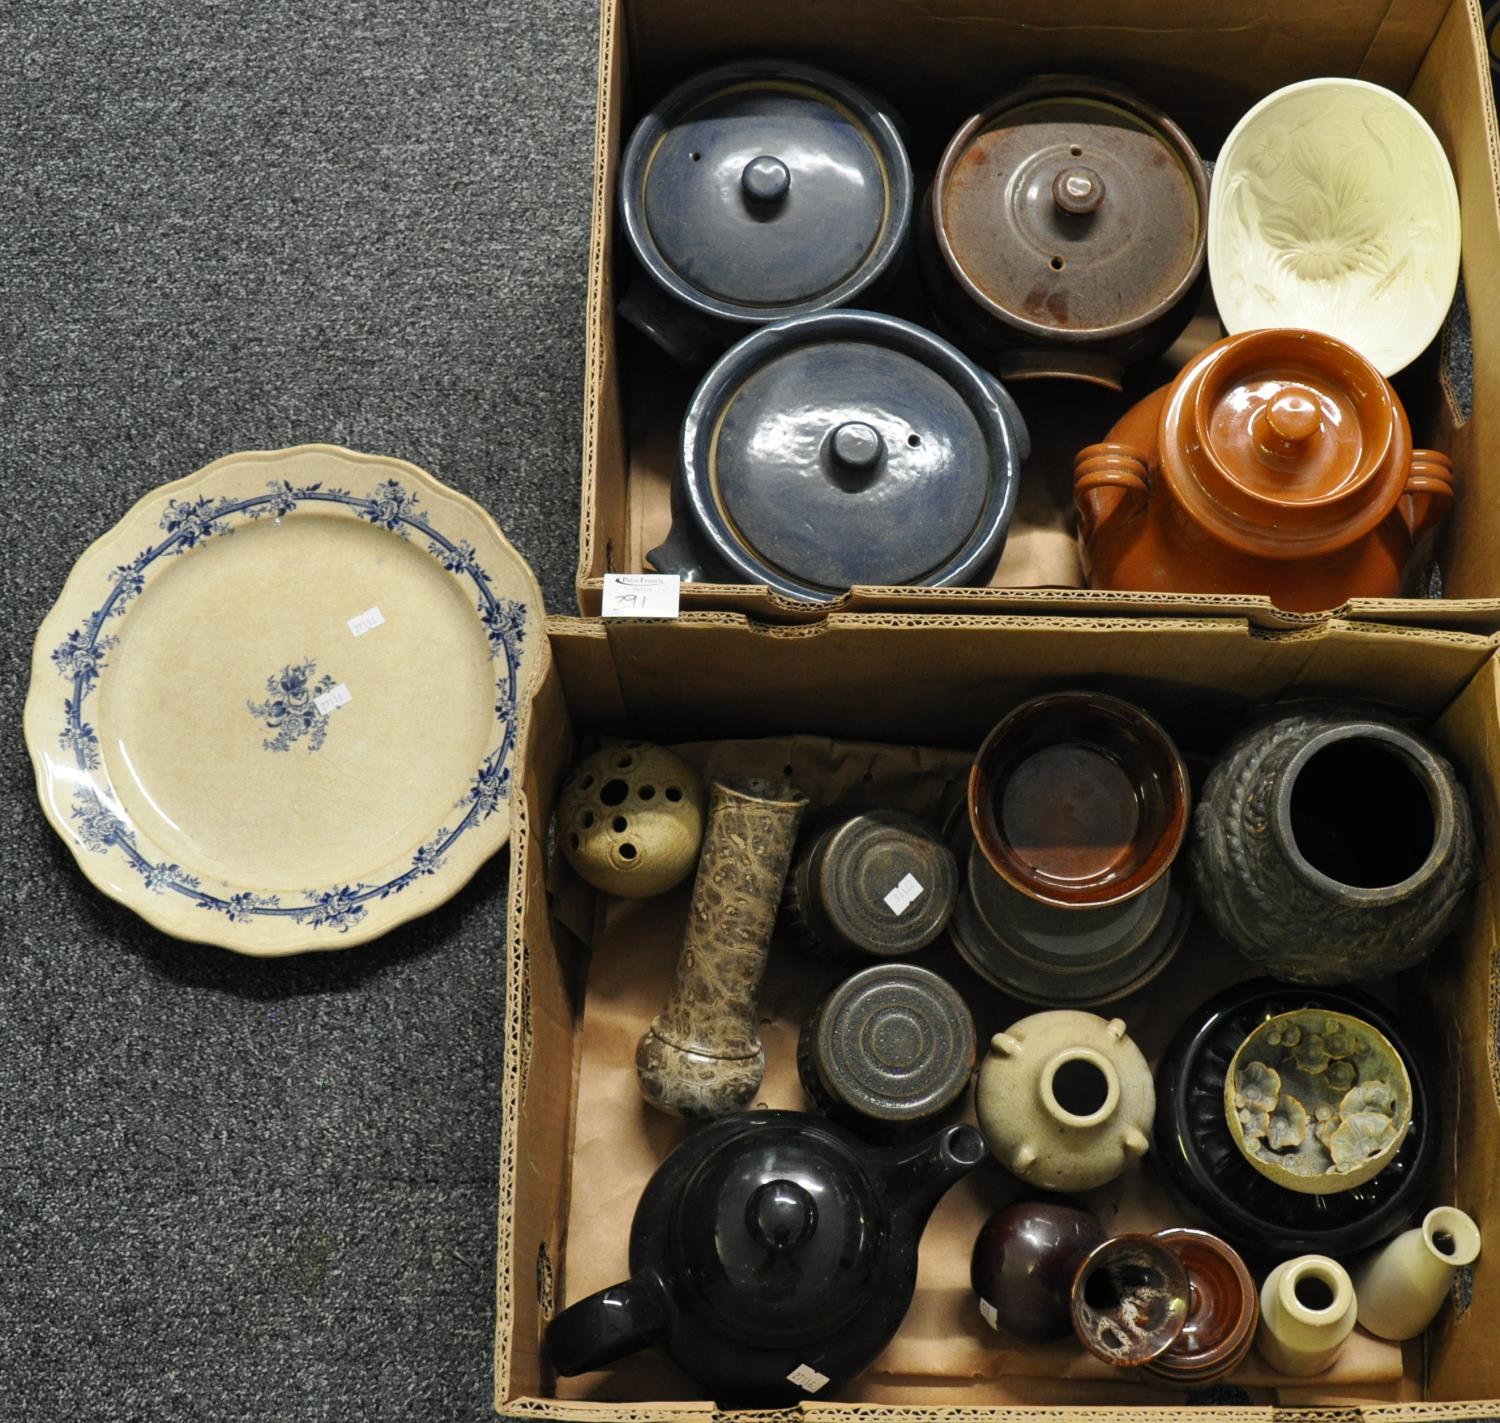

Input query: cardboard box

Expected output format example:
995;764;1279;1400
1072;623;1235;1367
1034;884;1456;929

575;0;1500;631
495;613;1500;1417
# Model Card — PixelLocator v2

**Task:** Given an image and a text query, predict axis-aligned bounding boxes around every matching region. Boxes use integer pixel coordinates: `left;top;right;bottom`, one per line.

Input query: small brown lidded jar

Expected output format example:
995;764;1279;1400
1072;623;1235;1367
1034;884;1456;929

1146;1229;1259;1384
798;963;976;1135
923;77;1208;389
1074;328;1456;611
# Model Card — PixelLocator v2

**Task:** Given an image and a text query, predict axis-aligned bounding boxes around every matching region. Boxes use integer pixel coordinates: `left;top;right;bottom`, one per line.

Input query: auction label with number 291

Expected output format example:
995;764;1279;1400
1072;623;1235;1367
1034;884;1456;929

602;573;681;619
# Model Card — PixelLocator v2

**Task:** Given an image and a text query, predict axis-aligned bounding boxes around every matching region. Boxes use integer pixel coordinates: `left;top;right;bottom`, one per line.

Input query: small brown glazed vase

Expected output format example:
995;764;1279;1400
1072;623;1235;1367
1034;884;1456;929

1074;329;1456;610
969;692;1189;909
637;778;808;1118
1192;704;1476;983
970;1196;1104;1342
1146;1229;1259;1384
1070;1234;1190;1367
923;76;1208;389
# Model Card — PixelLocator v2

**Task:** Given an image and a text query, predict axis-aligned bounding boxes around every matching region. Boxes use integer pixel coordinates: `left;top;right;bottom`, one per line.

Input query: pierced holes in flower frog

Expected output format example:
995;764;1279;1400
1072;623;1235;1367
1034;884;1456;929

579;775;594;790
616;754;634;770
665;786;683;802
1295;1273;1335;1311
580;811;596;829
1070;145;1083;157
1050;256;1064;271
638;784;656;802
690;151;701;162
907;433;921;448
612;816;628;833
620;843;638;860
600;779;629;807
569;833;580;850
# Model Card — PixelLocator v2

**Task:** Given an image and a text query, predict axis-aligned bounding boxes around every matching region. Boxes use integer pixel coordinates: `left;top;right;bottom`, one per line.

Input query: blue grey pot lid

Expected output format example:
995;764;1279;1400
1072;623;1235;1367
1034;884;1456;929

621;60;912;322
681;311;1027;601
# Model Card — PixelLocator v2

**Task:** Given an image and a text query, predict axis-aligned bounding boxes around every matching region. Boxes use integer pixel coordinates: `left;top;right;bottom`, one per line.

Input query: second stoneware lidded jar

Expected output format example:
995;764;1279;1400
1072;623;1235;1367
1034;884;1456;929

617;60;913;366
1073;328;1456;610
647;311;1029;600
923;76;1208;388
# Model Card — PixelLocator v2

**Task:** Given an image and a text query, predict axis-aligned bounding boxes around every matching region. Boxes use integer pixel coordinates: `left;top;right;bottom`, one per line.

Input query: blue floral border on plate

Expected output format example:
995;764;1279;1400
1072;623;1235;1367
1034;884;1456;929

50;476;528;934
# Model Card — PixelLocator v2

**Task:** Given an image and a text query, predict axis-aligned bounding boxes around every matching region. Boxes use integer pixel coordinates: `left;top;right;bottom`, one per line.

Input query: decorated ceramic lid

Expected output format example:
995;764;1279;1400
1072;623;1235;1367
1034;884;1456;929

671;1118;884;1344
1160;329;1412;559
620;60;912;324
679;311;1026;601
934;77;1207;342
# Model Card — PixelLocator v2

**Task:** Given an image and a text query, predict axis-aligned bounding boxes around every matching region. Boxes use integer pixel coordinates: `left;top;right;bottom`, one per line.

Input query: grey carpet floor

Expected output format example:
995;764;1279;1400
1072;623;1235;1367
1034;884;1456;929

1;3;595;1419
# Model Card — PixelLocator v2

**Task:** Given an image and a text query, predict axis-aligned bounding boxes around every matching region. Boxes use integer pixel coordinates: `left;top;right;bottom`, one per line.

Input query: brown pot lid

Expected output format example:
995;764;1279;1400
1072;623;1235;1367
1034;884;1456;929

934;78;1207;342
1160;329;1410;559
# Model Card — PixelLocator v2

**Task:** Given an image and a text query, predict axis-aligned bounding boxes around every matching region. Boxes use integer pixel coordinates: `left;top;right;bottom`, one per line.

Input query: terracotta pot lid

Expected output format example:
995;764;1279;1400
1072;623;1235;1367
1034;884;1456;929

621;60;912;321
681;311;1025;599
1162;329;1411;559
933;77;1207;342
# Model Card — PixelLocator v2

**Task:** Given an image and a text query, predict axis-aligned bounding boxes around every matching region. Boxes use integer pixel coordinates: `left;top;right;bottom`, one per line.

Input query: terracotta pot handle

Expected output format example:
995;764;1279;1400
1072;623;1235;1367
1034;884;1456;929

1400;449;1455;543
1074;443;1150;542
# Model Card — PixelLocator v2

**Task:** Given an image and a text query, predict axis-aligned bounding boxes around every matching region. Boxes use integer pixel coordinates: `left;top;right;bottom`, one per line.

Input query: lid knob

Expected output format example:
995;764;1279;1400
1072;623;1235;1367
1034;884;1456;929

829;421;885;473
741;154;791;206
1052;165;1105;216
1263;385;1323;444
746;1179;818;1250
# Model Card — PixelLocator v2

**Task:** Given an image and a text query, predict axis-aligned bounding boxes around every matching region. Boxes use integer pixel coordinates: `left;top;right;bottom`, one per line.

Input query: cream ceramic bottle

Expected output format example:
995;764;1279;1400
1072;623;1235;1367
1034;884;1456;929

1353;1207;1481;1341
1257;1255;1357;1377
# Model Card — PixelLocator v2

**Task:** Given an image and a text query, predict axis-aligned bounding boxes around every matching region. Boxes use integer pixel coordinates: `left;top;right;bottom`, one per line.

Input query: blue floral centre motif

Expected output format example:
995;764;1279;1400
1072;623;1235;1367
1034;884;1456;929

51;474;529;933
247;659;338;753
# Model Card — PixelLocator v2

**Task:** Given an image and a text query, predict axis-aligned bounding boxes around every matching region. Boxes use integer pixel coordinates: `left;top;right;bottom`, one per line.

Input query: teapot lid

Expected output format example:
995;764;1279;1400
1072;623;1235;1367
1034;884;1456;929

669;1115;886;1346
621;60;912;323
933;77;1207;342
680;311;1024;601
1160;328;1410;558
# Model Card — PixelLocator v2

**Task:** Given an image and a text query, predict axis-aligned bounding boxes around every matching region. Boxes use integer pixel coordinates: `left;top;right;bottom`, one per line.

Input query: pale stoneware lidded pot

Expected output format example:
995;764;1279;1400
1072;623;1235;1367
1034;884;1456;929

1353;1205;1481;1341
975;1009;1154;1190
1256;1255;1357;1377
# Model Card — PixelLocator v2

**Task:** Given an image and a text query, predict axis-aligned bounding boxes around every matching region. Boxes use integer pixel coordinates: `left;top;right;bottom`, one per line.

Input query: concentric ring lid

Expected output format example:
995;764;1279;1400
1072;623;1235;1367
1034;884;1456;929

681;311;1025;600
935;78;1207;340
622;60;912;321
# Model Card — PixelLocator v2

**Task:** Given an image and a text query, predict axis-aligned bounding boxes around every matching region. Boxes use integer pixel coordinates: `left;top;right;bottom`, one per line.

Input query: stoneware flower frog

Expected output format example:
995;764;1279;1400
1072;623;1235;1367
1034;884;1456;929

617;60;913;366
922;76;1208;389
1073;328;1456;610
544;1109;985;1406
647;310;1029;601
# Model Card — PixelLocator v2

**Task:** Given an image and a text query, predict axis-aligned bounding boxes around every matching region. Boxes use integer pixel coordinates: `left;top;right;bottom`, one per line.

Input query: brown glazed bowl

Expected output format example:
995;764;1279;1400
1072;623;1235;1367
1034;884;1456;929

968;692;1189;908
1146;1228;1258;1384
1070;1234;1190;1367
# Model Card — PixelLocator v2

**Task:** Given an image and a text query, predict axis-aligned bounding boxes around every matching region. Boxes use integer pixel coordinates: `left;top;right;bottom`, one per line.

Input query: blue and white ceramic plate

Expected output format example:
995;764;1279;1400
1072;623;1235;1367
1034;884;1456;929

24;445;546;955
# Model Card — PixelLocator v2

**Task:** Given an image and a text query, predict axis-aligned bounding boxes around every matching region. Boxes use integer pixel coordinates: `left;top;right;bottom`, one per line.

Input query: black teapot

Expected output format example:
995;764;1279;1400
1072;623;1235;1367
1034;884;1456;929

544;1109;984;1405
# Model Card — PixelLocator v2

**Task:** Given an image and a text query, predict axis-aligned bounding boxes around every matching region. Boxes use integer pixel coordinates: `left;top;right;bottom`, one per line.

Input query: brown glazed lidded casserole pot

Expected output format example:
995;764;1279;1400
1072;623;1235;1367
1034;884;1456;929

1074;328;1455;611
923;76;1208;389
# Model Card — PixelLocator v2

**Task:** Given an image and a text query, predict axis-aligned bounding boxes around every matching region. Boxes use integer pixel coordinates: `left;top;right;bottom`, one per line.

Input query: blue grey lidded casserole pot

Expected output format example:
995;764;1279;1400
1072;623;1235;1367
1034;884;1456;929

617;60;914;367
646;311;1030;603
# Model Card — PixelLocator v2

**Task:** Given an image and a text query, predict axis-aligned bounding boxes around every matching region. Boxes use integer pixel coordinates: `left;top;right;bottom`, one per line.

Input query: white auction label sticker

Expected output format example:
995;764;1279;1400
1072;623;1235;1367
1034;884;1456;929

979;1298;999;1331
884;872;925;915
601;573;680;619
785;1363;830;1393
314;683;352;716
346;605;385;637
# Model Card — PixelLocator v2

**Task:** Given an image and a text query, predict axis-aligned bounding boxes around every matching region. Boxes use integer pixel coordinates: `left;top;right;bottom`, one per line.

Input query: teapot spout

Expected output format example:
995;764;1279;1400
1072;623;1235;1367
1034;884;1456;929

883;1123;986;1234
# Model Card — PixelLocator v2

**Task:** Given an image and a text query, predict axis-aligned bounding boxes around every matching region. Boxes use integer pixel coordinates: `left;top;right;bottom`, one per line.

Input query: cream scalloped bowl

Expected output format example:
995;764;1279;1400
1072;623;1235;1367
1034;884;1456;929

24;445;546;956
1209;77;1460;377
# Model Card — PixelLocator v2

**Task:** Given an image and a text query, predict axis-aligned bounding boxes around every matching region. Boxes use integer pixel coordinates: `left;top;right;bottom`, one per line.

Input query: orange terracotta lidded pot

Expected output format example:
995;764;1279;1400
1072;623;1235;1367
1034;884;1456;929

1073;329;1454;611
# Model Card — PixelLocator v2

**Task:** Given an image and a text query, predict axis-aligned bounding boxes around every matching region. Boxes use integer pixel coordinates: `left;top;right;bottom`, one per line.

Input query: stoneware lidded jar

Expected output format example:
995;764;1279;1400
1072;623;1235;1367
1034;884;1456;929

617;60;913;366
1192;704;1476;984
1352;1205;1481;1341
1074;328;1456;610
975;1009;1155;1190
647;311;1029;601
924;76;1208;388
1256;1255;1358;1377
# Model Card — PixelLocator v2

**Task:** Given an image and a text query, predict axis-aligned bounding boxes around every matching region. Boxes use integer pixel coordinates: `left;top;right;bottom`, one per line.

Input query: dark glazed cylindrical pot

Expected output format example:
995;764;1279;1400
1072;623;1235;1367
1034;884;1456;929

1146;1229;1259;1384
1070;1234;1190;1367
798;963;976;1135
637;778;808;1118
647;310;1029;601
922;77;1208;389
970;1195;1104;1342
785;808;958;958
969;692;1189;909
617;60;913;366
1192;705;1475;983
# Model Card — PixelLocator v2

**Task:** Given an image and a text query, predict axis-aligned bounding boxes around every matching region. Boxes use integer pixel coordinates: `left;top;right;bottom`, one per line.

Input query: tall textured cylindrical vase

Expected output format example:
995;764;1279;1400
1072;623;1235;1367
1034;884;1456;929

1256;1255;1357;1376
1353;1206;1481;1340
636;778;808;1118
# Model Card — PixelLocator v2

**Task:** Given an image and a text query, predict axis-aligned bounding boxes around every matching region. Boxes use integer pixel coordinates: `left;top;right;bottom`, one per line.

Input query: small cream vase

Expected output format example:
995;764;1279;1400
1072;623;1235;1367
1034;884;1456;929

1353;1206;1481;1341
1257;1255;1357;1376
